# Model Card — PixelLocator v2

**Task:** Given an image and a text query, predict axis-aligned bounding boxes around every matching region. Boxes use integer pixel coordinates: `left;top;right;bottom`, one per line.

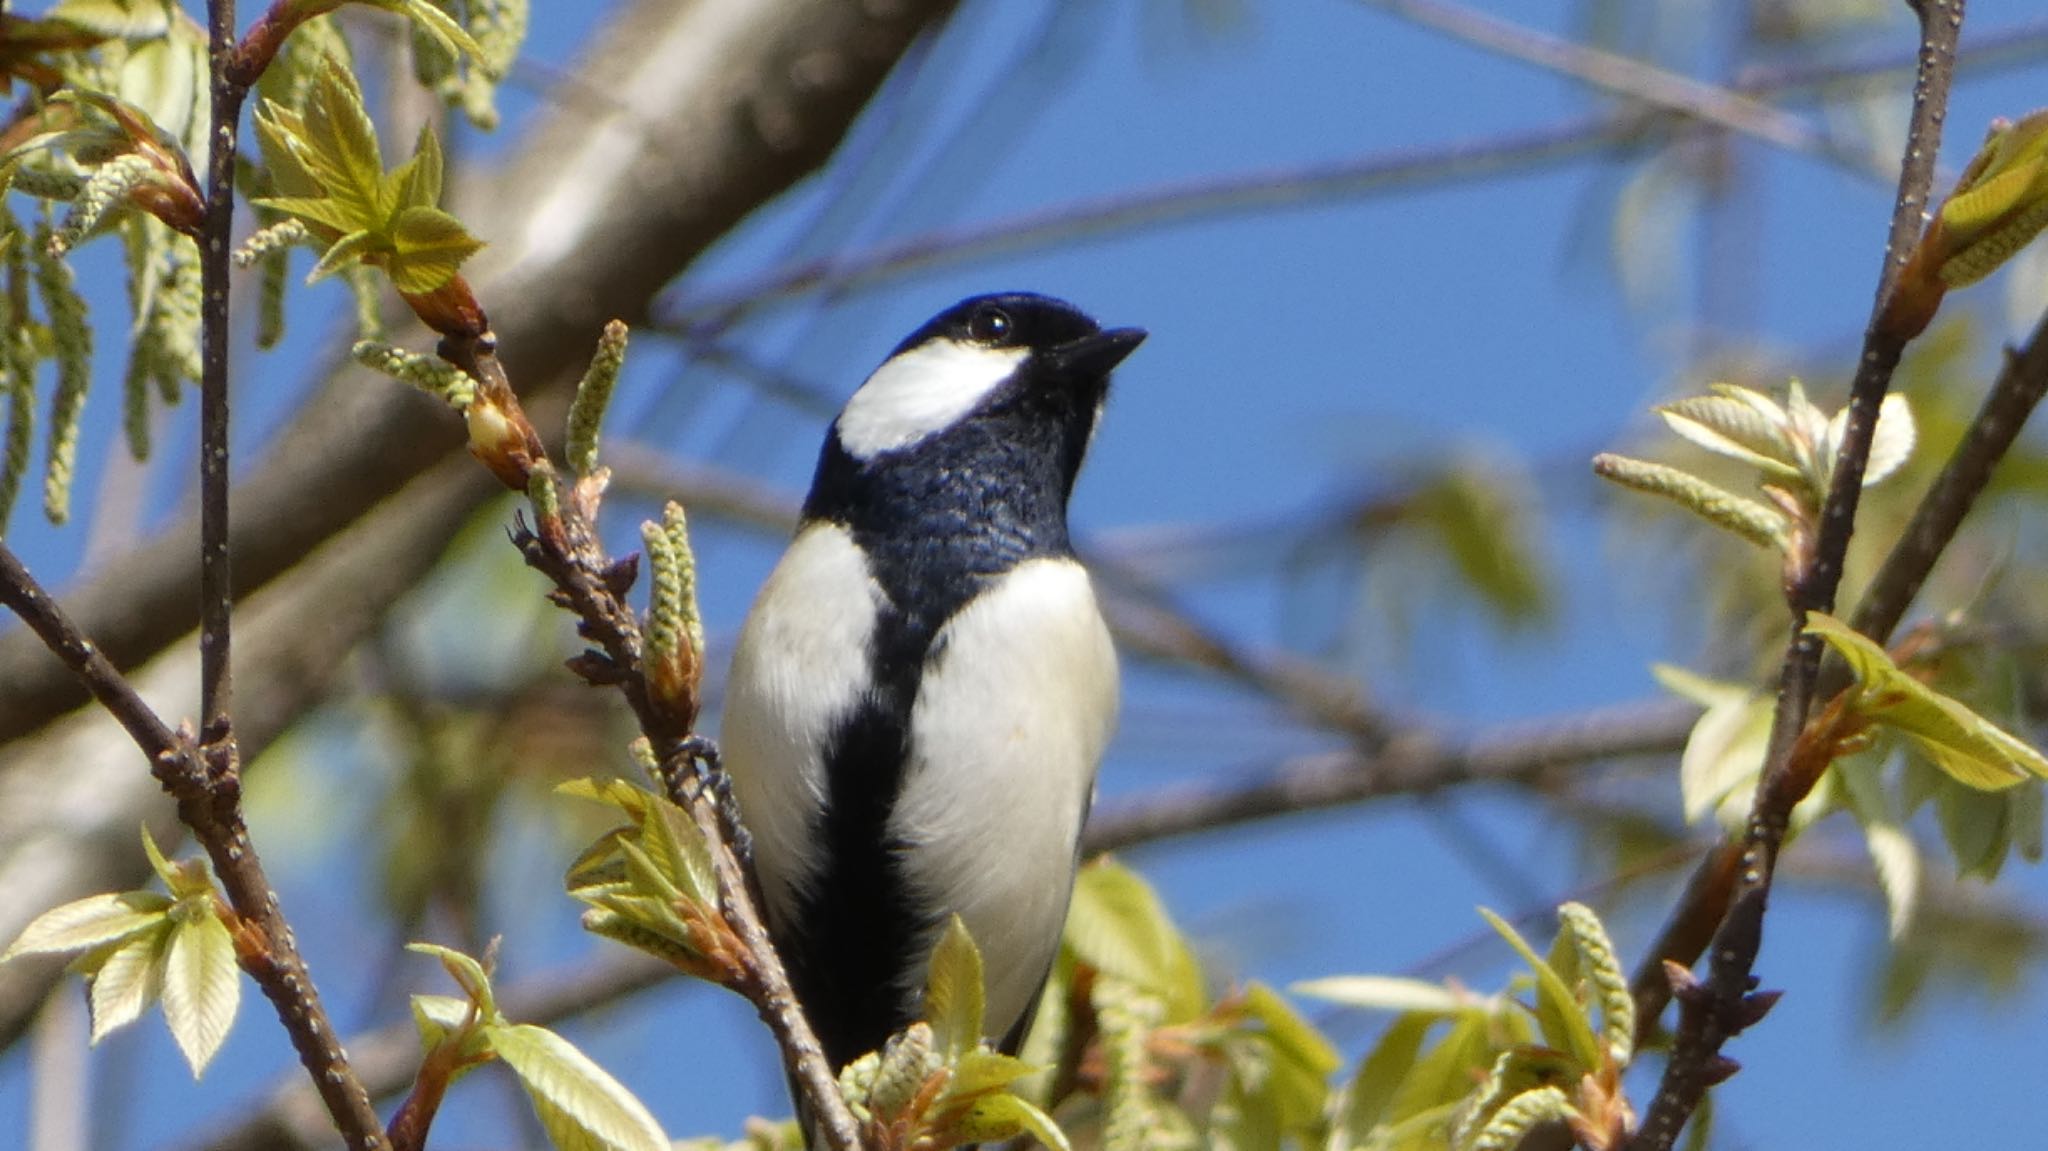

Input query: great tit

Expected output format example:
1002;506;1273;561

721;292;1145;1076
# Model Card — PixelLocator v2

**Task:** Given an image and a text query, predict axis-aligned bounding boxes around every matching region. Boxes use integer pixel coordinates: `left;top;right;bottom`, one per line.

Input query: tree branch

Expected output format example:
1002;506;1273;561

1851;307;2048;642
0;540;386;1148
198;0;245;732
1627;5;1966;1148
1082;699;1695;855
0;0;961;748
1358;0;1885;176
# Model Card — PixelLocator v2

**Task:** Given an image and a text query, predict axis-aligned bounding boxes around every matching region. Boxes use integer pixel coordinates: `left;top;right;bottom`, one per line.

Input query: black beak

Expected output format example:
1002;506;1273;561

1047;327;1146;377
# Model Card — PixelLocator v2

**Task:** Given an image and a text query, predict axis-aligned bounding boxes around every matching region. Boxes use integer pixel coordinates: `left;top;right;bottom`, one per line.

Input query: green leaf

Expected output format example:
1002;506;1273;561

253;103;324;203
1807;613;2046;791
48;0;173;37
1476;908;1602;1073
88;931;166;1043
298;60;390;228
1;890;172;961
140;822;179;889
1839;394;1918;488
1239;981;1340;1080
411;992;473;1046
1838;757;1922;940
1386;1012;1492;1121
1657;386;1804;480
161;911;239;1076
1936;111;2048;287
1338;1012;1436;1140
1064;860;1204;1023
252;194;366;238
487;1021;669;1151
1410;460;1552;626
408;941;497;1019
951;1091;1072;1151
1936;780;2021;880
941;1048;1034;1096
385;205;483;293
924;915;985;1065
1656;664;1773;827
374;0;491;68
392;123;445;210
305;228;381;284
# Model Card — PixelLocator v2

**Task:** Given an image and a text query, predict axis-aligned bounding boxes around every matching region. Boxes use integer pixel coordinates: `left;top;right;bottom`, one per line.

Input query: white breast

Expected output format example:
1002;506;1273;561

720;523;884;930
887;558;1119;1037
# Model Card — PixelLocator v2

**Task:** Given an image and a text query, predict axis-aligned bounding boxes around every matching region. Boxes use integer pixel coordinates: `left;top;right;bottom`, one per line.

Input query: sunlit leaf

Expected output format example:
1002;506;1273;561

386;205;483;294
1838;758;1922;940
487;1021;668;1151
1477;908;1601;1072
1;890;171;960
925;915;985;1065
88;932;165;1042
1658;386;1803;479
1656;664;1773;826
1337;1012;1436;1141
1064;859;1204;1022
161;910;239;1076
1808;613;2045;791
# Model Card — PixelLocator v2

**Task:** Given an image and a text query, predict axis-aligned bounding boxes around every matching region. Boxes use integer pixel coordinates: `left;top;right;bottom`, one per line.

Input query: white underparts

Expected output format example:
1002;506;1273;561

720;523;883;933
888;558;1119;1037
835;339;1028;459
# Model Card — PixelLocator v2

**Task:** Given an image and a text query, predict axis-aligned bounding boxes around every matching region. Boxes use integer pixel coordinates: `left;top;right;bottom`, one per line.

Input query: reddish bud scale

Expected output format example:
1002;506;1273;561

403;274;488;340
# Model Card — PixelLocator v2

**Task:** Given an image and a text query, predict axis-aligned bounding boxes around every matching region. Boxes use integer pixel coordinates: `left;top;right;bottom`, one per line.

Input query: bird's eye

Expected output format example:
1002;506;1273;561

967;306;1013;344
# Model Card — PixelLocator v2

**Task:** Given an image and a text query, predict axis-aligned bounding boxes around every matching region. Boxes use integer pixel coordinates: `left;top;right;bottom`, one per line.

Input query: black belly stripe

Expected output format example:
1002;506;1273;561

781;418;1077;1070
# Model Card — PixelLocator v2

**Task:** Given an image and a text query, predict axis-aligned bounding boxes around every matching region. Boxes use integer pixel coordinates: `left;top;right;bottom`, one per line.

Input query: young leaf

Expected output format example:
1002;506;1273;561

1655;664;1773;827
1337;1012;1437;1140
1064;859;1204;1023
408;941;497;1018
486;1021;669;1151
1239;982;1340;1082
1657;386;1803;480
924;915;986;1064
1807;613;2046;791
948;1091;1072;1151
88;931;166;1043
386;205;483;294
1476;908;1602;1073
1;890;171;960
160;911;239;1076
1838;758;1923;940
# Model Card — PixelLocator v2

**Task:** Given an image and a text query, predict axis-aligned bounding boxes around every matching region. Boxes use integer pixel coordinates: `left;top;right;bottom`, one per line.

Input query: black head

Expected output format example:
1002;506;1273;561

803;293;1144;552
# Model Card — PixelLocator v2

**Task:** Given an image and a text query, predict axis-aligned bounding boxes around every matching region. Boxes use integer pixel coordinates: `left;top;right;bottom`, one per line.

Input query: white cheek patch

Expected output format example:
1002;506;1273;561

836;339;1028;459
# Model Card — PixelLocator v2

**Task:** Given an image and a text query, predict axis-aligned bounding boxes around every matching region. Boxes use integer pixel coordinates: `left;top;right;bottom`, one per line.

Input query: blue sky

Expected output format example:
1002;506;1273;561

7;1;2048;1147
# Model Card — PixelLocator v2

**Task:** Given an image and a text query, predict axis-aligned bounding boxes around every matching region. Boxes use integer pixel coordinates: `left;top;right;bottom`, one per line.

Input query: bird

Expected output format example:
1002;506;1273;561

720;292;1144;1079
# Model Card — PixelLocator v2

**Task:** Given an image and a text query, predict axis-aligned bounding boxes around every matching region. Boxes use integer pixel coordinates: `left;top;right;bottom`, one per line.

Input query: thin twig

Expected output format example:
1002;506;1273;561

1625;5;1965;1148
1358;0;1884;176
0;541;386;1148
1851;308;2048;642
1082;699;1695;855
198;0;243;734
